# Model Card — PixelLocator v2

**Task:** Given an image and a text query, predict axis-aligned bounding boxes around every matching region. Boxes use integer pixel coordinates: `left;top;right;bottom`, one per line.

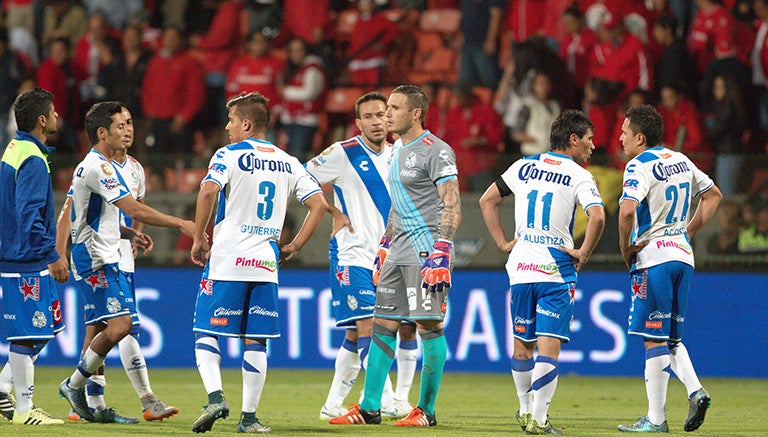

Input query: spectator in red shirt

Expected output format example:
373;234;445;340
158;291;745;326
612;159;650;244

687;0;739;75
560;6;598;91
282;0;330;46
583;77;621;163
609;88;653;169
141;26;206;155
657;83;713;172
444;81;504;192
346;0;398;86
36;37;79;152
505;0;545;44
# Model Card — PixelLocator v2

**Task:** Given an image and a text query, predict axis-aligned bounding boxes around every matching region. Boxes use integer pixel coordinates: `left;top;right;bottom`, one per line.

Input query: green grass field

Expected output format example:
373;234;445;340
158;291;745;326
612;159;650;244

2;367;766;436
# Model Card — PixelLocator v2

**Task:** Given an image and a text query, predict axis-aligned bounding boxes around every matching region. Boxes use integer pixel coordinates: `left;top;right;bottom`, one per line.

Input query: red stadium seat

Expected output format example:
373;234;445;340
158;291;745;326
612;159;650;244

419;8;461;35
325;87;366;114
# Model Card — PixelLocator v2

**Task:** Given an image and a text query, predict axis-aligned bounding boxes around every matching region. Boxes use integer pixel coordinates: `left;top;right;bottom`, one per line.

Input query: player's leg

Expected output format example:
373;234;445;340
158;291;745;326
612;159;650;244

320;329;360;419
237;282;277;433
509;283;537;430
0;360;15;420
393;322;417;409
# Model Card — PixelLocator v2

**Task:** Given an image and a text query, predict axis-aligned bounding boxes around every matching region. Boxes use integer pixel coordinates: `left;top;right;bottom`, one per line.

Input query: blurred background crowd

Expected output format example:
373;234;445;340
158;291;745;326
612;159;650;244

0;0;766;263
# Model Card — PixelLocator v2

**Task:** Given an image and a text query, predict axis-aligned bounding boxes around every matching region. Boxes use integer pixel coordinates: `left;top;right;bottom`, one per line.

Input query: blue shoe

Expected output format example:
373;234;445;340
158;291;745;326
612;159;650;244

58;379;94;422
618;416;669;432
192;399;229;433
685;388;711;432
93;407;139;424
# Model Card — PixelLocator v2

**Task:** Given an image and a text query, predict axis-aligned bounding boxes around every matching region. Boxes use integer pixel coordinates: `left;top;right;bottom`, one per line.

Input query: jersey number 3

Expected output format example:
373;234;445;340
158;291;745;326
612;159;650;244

257;181;276;220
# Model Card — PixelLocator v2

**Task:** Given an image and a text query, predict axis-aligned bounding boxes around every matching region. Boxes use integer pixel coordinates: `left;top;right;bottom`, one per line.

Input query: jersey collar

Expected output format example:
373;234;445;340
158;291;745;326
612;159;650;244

401;130;431;149
14;130;54;155
546;151;574;162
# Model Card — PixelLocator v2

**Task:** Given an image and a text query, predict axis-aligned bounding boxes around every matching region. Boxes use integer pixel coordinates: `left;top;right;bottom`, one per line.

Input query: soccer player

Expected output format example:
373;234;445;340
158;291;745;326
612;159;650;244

304;91;417;420
58;101;195;422
616;105;721;433
479;110;606;435
0;88;68;425
190;92;327;434
330;84;461;428
55;105;179;423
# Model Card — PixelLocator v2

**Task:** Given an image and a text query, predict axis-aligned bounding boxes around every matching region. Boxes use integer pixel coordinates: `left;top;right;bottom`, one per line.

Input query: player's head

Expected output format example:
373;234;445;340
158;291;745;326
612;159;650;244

85;101;128;150
118;104;134;148
620;104;663;158
13;88;57;136
387;85;428;136
225;92;270;143
355;92;388;147
550;110;595;164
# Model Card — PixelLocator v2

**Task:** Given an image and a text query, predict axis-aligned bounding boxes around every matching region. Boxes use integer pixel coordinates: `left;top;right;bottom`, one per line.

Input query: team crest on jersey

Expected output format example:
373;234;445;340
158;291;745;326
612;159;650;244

101;163;114;175
347;295;358;311
85;270;108;291
200;278;213;295
106;297;121;313
335;266;350;286
32;311;47;328
631;271;647;299
19;278;40;301
405;152;417;168
322;145;336;155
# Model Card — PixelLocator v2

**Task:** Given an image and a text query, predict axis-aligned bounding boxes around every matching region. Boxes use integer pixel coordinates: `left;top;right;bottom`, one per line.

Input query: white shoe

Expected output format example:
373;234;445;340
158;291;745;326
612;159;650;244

319;404;348;420
381;400;412;419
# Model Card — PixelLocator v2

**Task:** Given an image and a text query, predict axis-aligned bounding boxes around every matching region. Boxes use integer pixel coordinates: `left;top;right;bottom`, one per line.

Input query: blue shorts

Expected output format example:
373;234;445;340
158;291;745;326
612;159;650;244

510;282;575;343
75;263;133;325
123;272;140;326
330;261;376;327
193;275;280;339
1;270;65;341
627;262;692;341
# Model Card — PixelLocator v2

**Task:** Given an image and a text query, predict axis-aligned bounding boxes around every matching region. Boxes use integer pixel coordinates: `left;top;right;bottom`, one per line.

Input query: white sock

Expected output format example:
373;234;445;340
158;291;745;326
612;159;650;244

323;338;360;409
242;343;267;413
70;347;104;388
119;334;153;398
668;342;702;397
195;335;223;394
645;345;671;425
530;356;559;425
512;357;535;414
86;375;107;412
395;339;418;403
9;344;37;414
0;362;13;394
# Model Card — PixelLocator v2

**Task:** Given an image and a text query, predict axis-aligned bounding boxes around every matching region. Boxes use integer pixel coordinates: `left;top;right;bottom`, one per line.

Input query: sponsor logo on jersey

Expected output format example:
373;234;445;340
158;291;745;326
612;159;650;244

249;305;278;317
100;163;114;175
519;163;572;187
213;307;243;317
514;325;526;333
438;165;458;178
568;282;576;304
623;179;640;189
422;136;434;146
216;150;225;159
52;299;62;324
19;278;40;301
200;278;213;295
517;262;559;275
543;157;562;165
631;271;647;299
85;270;108;291
626;164;636;174
400;169;418;177
645;321;662;329
536;304;560;319
4;313;16;320
100;177;121;190
238;153;293;174
310;155;327;167
651;160;690;181
234;257;277;272
378;287;396;294
209;162;227;174
659;153;672;159
655;239;692;254
257;146;275;153
210;317;228;326
335;265;350;286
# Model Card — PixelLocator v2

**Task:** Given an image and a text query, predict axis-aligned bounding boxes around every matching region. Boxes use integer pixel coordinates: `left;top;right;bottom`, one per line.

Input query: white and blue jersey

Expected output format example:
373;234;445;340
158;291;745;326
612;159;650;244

69;149;131;278
620;146;714;270
501;152;604;285
201;138;321;283
113;155;146;274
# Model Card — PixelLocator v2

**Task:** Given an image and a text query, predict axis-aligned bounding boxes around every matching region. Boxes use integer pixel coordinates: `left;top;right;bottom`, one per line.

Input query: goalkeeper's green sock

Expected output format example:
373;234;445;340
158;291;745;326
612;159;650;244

360;323;397;412
417;329;447;416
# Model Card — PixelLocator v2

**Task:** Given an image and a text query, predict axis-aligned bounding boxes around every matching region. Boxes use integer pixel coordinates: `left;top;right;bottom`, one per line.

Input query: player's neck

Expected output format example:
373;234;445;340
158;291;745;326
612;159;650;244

398;125;426;146
113;151;127;165
361;137;383;153
93;143;117;161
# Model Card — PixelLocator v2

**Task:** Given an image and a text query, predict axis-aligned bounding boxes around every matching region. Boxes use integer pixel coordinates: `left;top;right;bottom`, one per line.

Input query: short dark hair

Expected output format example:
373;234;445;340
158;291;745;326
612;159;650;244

625;104;664;148
13;88;54;133
226;92;270;132
355;92;387;119
654;12;678;34
391;84;428;123
549;110;594;151
85;101;123;145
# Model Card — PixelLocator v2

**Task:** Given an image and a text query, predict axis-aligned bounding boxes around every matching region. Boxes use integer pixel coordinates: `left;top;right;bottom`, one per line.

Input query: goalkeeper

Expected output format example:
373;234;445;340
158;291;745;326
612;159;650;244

330;85;461;428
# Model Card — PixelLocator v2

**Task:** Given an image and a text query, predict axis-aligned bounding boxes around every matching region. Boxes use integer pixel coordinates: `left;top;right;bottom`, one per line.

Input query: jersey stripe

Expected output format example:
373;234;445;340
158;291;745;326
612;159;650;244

341;139;391;223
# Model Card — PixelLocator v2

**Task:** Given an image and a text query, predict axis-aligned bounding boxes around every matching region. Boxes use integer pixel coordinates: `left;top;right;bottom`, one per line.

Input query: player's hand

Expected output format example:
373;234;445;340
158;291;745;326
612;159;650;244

48;257;69;283
190;238;210;267
372;236;391;286
279;242;299;264
620;240;649;269
330;211;354;238
133;232;154;256
179;220;195;237
421;239;452;293
559;246;588;272
499;238;517;253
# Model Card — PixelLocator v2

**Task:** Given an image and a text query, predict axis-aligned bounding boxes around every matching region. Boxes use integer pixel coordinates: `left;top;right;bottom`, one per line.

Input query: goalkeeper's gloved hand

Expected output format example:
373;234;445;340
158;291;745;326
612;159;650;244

372;236;391;285
421;239;452;293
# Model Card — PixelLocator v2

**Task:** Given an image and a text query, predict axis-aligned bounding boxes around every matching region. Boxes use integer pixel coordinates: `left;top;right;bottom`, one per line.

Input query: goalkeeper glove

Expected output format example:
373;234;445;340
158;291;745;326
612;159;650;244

372;236;391;285
421;239;452;293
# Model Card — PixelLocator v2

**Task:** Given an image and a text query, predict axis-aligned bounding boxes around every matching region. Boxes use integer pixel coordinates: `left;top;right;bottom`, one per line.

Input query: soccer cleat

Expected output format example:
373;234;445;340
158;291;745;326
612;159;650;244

68;409;86;422
618;416;669;433
526;418;563;435
237;415;272;433
192;399;230;433
143;399;180;421
328;404;381;425
319;404;348;420
394;406;437;427
58;379;94;422
12;407;64;425
93;407;139;424
0;391;15;421
381;400;412;419
516;410;533;431
684;388;711;432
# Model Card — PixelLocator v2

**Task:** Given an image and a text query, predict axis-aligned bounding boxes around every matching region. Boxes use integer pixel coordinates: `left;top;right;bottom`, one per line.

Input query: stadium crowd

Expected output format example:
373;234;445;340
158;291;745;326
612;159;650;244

0;0;766;255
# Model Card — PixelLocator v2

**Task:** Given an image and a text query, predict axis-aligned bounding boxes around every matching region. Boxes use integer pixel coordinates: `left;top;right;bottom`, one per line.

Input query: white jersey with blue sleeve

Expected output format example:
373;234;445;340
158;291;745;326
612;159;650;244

203;138;321;283
113;155;146;273
305;136;392;269
620;146;714;270
502;152;604;285
70;149;131;277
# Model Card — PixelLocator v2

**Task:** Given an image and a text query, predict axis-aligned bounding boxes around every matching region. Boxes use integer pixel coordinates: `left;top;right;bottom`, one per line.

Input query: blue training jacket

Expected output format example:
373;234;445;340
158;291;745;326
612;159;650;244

0;131;61;273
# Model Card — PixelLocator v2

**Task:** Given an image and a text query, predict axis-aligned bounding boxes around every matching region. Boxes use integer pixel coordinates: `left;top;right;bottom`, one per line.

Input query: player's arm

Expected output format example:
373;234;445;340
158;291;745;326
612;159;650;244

55;196;72;265
567;204;606;271
280;192;328;263
328;201;354;237
479;179;516;253
421;178;462;293
686;184;722;238
113;195;195;237
618;198;647;269
437;178;462;241
190;180;219;266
